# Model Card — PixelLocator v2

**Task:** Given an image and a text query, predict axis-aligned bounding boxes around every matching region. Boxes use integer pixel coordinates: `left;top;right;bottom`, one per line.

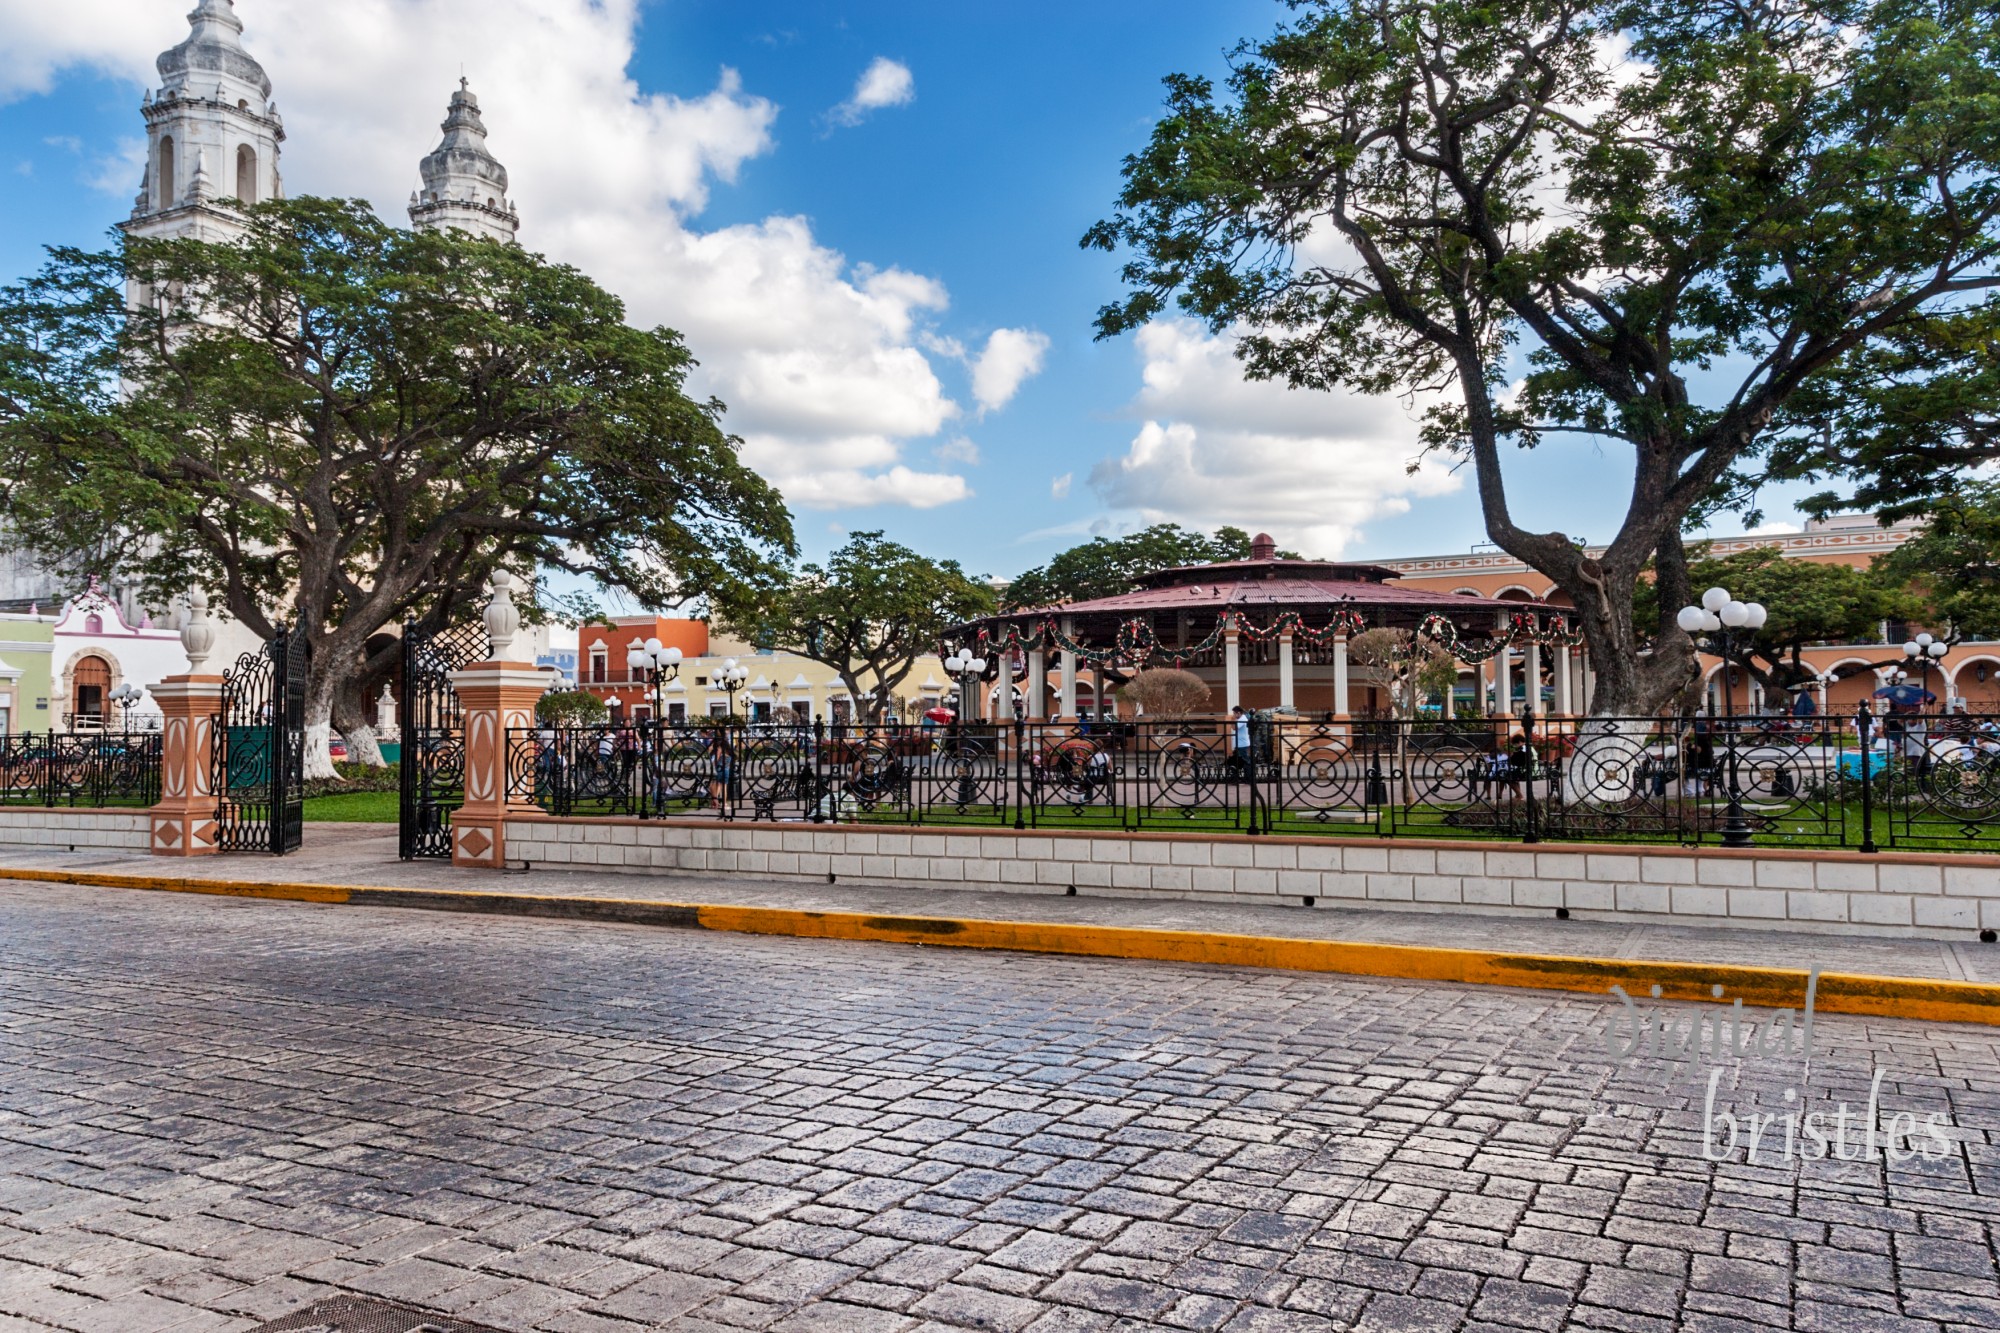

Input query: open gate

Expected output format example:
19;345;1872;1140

398;621;489;860
214;625;307;855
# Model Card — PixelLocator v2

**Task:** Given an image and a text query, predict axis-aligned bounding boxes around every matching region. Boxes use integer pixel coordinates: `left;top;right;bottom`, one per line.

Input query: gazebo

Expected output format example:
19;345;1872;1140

955;534;1558;720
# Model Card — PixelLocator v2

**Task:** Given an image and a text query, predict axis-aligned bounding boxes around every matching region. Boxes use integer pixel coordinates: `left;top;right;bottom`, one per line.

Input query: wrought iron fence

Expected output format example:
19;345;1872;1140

0;731;163;807
503;712;2000;852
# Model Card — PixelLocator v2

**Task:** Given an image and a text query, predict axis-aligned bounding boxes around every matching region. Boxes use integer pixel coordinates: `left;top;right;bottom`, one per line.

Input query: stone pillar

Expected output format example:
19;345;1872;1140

1525;639;1543;716
1028;647;1048;721
149;588;222;858
1224;623;1241;711
447;574;544;870
1555;645;1573;716
1278;631;1295;709
995;652;1015;722
1332;632;1350;719
1495;650;1513;717
149;677;223;857
1058;617;1078;719
1442;671;1456;720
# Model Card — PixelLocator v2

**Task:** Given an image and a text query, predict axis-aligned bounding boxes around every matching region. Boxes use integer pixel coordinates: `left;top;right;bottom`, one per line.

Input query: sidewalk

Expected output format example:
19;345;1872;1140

9;822;1997;988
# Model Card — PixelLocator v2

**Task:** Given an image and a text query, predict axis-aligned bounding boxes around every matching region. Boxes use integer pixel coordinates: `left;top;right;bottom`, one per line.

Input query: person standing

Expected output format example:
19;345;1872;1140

1228;705;1253;781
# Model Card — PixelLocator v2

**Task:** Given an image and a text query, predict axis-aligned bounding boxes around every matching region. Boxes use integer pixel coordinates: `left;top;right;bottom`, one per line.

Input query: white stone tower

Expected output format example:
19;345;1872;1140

409;81;520;244
121;0;283;248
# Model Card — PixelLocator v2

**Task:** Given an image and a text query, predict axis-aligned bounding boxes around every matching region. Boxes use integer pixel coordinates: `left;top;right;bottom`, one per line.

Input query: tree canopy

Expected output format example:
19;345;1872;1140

1085;0;2000;714
1003;524;1288;610
1878;483;2000;639
728;530;995;723
0;198;793;772
1635;545;1918;694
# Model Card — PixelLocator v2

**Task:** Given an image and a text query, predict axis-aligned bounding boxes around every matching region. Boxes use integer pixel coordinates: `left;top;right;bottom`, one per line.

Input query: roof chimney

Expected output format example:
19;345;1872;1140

1251;532;1277;561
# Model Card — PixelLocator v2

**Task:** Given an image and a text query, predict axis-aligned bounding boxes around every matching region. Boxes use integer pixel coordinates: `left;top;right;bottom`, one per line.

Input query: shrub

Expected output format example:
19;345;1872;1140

1123;668;1212;718
536;689;610;728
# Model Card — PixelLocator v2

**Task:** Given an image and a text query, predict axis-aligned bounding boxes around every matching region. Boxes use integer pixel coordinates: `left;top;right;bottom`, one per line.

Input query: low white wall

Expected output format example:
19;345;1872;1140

505;817;2000;938
0;808;151;852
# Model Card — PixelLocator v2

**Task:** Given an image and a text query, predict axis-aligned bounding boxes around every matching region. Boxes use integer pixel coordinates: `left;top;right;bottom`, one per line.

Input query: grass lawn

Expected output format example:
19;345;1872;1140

302;790;399;823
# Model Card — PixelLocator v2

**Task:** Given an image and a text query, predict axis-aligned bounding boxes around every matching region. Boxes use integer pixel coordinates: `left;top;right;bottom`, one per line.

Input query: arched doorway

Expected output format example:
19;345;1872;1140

71;655;112;728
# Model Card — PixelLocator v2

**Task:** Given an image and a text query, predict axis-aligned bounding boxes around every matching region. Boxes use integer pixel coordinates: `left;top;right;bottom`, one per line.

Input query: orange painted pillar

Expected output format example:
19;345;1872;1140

447;661;548;869
149;675;223;856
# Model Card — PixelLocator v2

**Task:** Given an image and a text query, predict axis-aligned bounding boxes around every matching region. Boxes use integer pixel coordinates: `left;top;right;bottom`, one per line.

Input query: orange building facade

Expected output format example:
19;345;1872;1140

1378;514;2000;715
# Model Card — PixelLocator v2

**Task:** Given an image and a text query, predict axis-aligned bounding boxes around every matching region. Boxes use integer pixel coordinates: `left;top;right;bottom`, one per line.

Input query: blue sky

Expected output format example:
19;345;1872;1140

1;0;1811;584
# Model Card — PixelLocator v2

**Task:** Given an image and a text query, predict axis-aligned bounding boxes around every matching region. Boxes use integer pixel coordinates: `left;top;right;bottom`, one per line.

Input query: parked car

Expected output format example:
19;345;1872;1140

328;735;349;761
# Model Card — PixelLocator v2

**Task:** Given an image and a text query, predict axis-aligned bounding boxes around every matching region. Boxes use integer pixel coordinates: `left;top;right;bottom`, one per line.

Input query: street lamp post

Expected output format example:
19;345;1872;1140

626;637;684;723
1676;586;1770;848
943;649;987;724
1901;632;1948;711
714;657;749;718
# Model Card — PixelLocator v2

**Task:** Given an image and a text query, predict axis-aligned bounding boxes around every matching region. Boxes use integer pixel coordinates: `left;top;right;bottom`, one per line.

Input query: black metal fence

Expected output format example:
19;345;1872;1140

0;731;163;807
504;712;2000;852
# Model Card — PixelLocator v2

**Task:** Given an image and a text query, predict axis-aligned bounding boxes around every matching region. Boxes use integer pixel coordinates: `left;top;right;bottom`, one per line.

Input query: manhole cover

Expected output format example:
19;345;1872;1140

250;1296;512;1333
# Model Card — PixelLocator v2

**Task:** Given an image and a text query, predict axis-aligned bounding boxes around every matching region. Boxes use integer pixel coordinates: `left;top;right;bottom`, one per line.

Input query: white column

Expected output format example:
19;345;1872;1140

1555;645;1573;716
995;652;1015;722
1495;650;1512;717
1332;633;1350;718
1816;674;1829;718
1525;639;1542;716
1058;617;1077;719
1278;632;1295;709
1442;671;1456;720
1580;649;1593;714
1028;648;1047;721
1224;626;1241;711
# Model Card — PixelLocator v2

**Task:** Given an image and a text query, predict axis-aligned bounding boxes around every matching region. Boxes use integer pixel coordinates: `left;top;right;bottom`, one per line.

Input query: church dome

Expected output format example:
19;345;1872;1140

156;0;272;101
420;81;510;198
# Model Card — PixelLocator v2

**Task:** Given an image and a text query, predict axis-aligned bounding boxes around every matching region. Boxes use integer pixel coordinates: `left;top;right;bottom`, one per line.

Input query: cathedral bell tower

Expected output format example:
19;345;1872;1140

122;0;284;248
409;81;520;244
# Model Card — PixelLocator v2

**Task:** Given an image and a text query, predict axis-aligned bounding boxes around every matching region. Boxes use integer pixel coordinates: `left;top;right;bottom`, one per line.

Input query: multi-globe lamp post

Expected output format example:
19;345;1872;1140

713;658;750;718
1675;586;1769;849
1902;632;1948;710
626;637;683;723
943;648;988;726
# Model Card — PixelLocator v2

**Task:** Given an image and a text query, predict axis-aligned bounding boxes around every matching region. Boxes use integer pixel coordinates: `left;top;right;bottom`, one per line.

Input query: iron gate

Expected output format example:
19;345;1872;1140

398;620;489;859
214;625;307;854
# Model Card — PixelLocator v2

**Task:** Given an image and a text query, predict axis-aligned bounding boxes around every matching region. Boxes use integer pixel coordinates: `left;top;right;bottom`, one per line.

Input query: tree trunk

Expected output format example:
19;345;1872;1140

303;668;339;782
332;674;388;768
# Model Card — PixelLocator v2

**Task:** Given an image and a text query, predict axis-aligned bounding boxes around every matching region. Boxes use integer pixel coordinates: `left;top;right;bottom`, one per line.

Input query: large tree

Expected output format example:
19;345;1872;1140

1003;523;1285;609
0;198;793;774
1085;0;2000;715
729;530;995;724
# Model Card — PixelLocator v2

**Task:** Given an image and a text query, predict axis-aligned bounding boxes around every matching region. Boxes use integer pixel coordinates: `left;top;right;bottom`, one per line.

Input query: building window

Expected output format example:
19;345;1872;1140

667;702;686;722
589;650;606;684
235;145;257;204
790;701;811;722
158;137;176;209
708;701;727;717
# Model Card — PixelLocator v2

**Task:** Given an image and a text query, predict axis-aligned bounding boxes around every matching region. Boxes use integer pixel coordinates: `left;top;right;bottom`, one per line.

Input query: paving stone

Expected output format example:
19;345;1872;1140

0;881;1993;1333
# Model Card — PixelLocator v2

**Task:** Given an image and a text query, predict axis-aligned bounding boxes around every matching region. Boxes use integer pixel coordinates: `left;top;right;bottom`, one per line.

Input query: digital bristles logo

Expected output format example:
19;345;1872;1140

1599;966;1955;1167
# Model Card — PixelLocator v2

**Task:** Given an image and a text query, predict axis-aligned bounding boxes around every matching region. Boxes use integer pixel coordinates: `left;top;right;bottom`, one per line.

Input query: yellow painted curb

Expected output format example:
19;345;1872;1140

3;865;1996;1026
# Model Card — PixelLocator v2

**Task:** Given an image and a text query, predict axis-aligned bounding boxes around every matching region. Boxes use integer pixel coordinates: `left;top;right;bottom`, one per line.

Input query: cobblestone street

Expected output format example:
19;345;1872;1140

0;882;1995;1332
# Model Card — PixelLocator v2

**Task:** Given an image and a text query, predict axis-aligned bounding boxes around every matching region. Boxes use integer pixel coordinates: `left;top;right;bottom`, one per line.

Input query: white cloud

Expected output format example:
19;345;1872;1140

1088;321;1462;557
1051;473;1073;500
830;56;913;127
970;327;1049;414
0;0;973;512
934;436;981;465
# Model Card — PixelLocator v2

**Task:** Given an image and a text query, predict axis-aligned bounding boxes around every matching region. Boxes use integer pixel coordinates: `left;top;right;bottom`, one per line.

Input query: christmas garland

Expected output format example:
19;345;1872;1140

971;606;1584;670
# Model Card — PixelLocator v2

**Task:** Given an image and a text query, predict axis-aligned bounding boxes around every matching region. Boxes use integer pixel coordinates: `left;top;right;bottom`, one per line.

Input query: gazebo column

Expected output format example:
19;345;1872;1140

1525;638;1543;716
1493;615;1513;717
1278;630;1295;709
1555;644;1573;717
995;653;1015;723
1442;670;1456;720
1028;647;1047;721
1224;622;1241;711
1332;632;1350;721
1058;616;1078;719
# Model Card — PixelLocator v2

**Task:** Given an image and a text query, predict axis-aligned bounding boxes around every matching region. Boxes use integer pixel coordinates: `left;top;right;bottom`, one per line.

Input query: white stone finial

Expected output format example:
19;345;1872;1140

484;570;521;660
181;586;215;671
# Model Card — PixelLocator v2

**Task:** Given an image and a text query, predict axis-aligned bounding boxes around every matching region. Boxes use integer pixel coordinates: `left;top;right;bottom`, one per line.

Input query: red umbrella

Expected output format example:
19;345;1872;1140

924;706;957;723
